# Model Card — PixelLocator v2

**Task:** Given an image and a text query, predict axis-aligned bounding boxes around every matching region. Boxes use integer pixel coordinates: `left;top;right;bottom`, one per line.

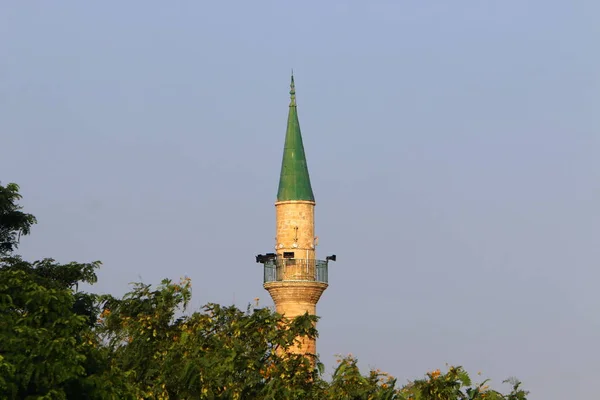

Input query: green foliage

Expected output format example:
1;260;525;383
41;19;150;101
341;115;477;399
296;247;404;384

399;367;529;400
98;278;324;399
1;265;530;400
327;354;399;400
94;278;529;400
0;182;530;399
0;183;37;256
0;259;92;399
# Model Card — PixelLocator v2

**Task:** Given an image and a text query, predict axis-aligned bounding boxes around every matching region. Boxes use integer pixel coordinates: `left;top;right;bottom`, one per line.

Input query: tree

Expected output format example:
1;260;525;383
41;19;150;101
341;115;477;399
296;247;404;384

98;278;325;399
398;367;529;400
0;184;132;399
0;257;95;399
327;354;399;400
0;257;138;400
0;182;529;399
97;278;529;400
0;183;36;256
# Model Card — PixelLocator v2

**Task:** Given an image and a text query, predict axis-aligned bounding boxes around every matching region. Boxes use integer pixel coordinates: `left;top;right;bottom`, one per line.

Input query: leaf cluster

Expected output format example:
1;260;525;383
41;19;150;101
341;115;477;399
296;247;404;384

0;183;37;256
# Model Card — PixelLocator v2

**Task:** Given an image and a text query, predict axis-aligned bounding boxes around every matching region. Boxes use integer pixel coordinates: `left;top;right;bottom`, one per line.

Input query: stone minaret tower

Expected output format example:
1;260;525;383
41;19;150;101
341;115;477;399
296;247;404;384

256;75;334;357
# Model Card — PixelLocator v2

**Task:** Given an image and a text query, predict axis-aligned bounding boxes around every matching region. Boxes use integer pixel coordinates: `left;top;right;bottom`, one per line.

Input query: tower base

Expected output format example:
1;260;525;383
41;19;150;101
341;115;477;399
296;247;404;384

264;281;328;356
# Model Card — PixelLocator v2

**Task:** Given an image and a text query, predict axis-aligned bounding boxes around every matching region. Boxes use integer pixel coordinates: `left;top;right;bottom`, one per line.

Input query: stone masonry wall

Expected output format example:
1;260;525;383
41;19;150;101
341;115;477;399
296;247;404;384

275;200;316;260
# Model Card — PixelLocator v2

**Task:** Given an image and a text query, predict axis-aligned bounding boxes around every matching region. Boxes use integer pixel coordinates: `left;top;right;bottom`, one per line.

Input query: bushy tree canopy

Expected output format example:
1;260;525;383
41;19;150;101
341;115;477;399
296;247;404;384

0;183;529;399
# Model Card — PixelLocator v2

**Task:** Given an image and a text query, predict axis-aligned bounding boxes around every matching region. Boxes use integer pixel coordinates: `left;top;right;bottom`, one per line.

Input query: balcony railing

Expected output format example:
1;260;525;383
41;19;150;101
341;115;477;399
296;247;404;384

263;258;328;284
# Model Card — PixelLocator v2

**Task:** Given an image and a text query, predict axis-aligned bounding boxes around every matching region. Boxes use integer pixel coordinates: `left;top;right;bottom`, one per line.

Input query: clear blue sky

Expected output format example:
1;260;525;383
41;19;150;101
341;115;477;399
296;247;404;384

1;2;598;399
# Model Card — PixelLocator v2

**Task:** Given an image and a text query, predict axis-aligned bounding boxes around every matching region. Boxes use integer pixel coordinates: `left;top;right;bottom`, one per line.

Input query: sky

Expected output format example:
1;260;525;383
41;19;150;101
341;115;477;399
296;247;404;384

1;1;598;399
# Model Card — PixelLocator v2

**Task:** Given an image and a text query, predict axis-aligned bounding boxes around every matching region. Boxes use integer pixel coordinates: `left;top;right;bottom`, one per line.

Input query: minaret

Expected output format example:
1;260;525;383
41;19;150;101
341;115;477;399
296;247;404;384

256;75;334;357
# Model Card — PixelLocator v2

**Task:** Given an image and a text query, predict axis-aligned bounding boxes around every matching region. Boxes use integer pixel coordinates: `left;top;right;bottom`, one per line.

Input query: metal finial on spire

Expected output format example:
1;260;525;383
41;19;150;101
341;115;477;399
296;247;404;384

289;72;296;106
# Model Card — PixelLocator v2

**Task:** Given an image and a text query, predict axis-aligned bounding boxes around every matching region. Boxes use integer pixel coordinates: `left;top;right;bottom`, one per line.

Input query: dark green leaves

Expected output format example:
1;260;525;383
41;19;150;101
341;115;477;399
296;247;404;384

0;183;37;256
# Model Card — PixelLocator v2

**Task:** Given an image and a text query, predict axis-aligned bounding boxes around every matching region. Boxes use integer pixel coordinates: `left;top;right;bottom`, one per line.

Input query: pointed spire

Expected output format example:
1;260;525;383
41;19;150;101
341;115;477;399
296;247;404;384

277;75;315;202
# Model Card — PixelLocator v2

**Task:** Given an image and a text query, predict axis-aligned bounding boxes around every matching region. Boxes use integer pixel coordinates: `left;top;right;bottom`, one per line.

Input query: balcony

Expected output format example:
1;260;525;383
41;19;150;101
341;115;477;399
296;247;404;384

263;258;328;284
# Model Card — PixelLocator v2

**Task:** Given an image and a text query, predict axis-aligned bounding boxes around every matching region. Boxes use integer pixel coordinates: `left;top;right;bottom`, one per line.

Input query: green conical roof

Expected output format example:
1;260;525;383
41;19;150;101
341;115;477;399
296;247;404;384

277;75;315;202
